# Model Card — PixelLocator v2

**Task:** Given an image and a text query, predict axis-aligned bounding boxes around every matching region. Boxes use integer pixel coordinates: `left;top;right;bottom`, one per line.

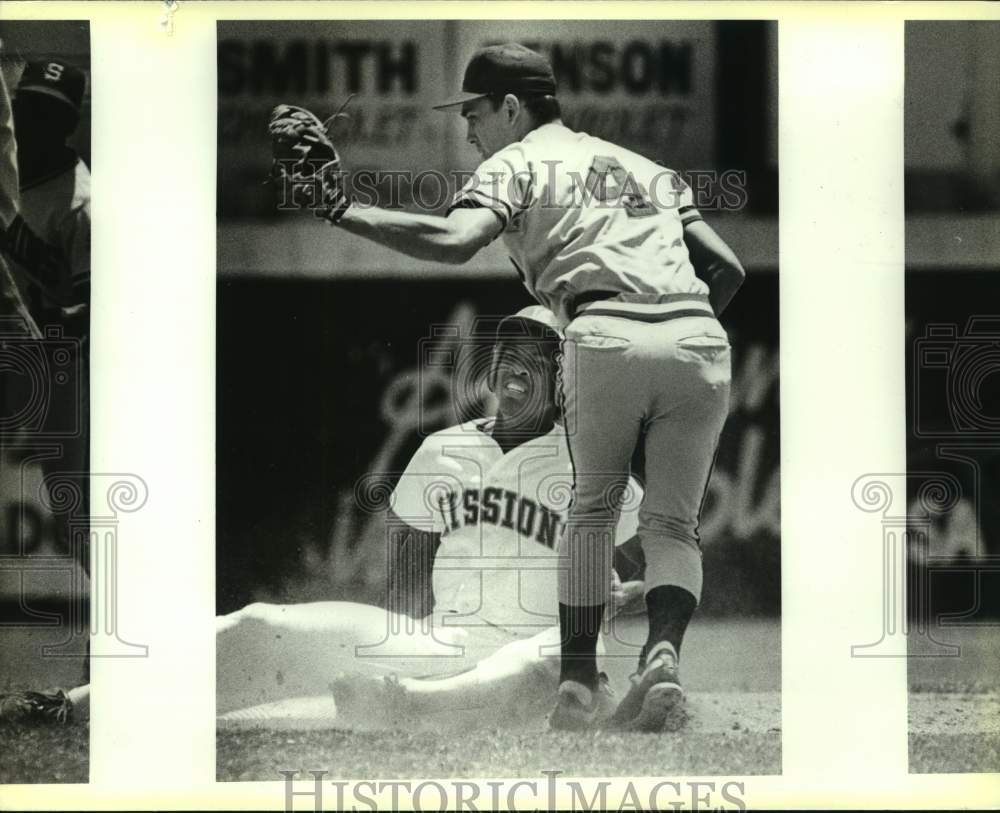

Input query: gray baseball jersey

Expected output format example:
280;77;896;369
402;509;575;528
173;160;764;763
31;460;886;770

451;121;708;326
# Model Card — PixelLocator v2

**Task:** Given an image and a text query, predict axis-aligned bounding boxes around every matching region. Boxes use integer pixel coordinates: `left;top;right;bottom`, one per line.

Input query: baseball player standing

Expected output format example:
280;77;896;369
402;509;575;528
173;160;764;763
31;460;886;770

270;43;745;731
0;60;91;574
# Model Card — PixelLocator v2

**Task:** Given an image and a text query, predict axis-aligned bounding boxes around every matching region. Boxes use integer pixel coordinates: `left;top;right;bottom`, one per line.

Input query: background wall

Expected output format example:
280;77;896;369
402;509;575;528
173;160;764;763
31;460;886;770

905;21;1000;619
905;21;1000;212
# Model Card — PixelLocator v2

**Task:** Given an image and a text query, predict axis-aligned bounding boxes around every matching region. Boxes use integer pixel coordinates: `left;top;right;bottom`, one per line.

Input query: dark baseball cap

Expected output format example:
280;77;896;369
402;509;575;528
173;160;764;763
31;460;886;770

16;60;86;116
433;43;556;110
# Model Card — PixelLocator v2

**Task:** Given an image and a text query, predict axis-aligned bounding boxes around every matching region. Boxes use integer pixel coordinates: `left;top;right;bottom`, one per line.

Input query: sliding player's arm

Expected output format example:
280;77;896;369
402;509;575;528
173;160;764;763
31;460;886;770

385;508;441;620
383;431;457;620
609;475;646;615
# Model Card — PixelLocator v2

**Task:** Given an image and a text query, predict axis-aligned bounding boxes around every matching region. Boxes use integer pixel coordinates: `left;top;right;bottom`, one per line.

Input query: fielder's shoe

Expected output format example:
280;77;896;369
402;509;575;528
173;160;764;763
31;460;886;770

607;641;685;732
548;672;613;732
0;689;73;724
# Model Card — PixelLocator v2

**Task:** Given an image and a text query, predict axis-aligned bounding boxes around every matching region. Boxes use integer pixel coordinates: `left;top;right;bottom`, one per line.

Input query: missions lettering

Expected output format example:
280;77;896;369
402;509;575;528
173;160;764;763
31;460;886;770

437;488;563;548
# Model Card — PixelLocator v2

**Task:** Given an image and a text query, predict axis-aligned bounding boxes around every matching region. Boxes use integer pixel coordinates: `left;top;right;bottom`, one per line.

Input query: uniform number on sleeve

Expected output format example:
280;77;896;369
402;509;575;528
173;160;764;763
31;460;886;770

584;156;657;218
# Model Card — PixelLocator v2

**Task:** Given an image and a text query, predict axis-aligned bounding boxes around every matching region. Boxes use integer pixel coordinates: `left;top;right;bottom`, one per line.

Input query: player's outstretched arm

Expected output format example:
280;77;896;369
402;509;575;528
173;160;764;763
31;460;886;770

336;204;501;265
683;219;746;316
269;101;501;265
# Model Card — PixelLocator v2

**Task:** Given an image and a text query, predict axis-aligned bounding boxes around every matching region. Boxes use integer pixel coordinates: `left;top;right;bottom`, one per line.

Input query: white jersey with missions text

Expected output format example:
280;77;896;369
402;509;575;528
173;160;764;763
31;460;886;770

451;122;708;325
390;418;641;637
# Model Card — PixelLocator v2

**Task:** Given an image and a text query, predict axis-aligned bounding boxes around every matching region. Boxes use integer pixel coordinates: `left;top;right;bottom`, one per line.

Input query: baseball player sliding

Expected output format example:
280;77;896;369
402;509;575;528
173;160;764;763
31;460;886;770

269;43;744;732
0;307;644;727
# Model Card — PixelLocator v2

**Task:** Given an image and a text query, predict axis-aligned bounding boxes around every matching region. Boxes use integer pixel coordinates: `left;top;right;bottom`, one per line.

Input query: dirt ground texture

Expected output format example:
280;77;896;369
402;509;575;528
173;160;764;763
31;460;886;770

908;624;1000;774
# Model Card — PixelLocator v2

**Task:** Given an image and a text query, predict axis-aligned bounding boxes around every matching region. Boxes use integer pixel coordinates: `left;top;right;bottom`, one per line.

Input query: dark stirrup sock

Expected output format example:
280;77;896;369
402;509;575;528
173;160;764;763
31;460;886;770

558;602;605;690
641;585;697;669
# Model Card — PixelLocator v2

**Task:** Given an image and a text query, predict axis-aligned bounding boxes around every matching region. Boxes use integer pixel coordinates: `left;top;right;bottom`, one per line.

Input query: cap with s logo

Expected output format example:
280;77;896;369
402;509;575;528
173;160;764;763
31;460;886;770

433;43;556;110
16;60;86;116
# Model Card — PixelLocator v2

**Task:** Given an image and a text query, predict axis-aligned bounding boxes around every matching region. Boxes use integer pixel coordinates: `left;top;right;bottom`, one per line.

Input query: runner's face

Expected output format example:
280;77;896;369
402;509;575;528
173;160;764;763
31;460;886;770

495;341;557;426
461;97;516;160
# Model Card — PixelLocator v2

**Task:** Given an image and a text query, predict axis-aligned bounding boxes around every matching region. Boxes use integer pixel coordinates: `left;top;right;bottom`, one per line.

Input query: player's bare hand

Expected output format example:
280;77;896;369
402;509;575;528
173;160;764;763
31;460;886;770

607;572;645;619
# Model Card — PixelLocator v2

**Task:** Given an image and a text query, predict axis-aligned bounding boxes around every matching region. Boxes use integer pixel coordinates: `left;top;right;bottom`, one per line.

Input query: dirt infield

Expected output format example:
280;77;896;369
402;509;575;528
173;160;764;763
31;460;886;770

218;725;781;781
218;690;781;737
0;622;90;784
0;721;88;784
908;625;1000;774
910;691;1000;735
909;693;1000;773
218;618;782;779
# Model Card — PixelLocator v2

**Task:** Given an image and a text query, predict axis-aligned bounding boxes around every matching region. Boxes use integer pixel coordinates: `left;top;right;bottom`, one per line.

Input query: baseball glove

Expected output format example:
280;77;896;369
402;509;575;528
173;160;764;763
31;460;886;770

268;103;351;223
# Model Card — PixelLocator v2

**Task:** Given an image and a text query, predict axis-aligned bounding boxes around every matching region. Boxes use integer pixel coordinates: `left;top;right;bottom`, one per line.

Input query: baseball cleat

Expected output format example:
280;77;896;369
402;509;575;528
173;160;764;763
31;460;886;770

548;673;613;731
607;641;685;732
0;689;73;724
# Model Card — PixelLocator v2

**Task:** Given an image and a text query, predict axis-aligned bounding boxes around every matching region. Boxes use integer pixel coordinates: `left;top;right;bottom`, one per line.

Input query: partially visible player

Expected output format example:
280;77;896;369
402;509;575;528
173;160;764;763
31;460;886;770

1;60;91;575
0;56;91;717
0;47;41;335
0;307;643;728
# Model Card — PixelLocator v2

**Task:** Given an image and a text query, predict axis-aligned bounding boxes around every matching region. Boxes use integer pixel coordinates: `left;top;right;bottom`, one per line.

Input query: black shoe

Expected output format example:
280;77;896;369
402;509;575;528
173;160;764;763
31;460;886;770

607;641;684;732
